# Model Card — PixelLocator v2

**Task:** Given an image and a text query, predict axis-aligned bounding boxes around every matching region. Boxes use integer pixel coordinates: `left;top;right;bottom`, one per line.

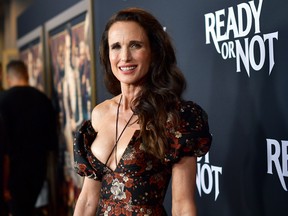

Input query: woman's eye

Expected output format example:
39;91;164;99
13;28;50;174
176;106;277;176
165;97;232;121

111;44;121;50
131;43;141;49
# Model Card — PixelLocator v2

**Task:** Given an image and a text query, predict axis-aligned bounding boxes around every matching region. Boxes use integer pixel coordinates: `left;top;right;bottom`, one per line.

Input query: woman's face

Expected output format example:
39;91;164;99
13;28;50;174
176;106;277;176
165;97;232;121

108;21;151;86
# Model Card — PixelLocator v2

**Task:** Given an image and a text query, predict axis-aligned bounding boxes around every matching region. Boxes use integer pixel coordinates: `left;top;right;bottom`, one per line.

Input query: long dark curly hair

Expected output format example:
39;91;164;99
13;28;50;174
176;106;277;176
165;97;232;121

100;8;186;159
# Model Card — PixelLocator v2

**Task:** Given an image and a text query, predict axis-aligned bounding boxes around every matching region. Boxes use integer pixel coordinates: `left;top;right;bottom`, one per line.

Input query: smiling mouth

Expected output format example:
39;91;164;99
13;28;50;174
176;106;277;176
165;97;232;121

119;66;137;71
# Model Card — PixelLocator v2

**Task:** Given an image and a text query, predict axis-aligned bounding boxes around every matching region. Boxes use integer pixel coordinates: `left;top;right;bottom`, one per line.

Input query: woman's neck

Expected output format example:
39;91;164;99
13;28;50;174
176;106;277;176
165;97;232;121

120;85;141;110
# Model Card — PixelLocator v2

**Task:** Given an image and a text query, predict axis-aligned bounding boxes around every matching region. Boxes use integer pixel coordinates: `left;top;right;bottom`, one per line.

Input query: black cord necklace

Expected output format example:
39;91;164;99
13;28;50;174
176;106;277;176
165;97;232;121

105;95;134;169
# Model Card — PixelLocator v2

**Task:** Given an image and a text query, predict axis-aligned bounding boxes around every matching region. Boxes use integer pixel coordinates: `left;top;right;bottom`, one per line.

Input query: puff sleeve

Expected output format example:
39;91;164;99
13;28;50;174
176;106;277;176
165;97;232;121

165;101;212;164
73;120;100;180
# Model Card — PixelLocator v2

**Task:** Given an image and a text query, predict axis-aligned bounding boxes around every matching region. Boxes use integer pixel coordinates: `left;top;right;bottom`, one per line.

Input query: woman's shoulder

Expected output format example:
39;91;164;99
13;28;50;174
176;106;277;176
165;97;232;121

91;96;120;131
164;99;212;161
177;100;210;133
178;100;208;116
91;96;120;117
92;99;111;114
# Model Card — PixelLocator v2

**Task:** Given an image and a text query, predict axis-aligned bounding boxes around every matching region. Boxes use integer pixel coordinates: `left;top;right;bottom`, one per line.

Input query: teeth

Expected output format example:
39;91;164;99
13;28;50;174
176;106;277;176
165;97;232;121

120;66;136;71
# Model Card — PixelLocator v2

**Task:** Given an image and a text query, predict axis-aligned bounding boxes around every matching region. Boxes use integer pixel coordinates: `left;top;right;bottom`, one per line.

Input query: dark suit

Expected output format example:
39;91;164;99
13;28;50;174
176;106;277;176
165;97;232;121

0;86;57;216
0;112;9;215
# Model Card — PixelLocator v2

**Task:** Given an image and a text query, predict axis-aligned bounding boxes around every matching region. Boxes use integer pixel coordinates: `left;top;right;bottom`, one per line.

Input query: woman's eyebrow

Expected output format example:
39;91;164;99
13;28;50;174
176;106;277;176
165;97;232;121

109;42;120;47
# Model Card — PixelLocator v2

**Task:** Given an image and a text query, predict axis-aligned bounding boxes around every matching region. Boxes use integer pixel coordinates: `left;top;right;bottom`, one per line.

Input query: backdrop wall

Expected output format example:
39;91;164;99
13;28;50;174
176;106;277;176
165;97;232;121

18;0;288;215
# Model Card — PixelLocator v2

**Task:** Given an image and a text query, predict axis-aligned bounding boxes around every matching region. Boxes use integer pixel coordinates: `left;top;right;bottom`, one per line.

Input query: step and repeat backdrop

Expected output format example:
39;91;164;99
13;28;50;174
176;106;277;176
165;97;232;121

18;0;288;215
94;1;288;215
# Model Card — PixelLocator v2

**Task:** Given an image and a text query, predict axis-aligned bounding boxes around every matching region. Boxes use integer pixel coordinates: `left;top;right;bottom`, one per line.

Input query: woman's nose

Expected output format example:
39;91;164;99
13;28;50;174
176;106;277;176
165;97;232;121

120;48;131;62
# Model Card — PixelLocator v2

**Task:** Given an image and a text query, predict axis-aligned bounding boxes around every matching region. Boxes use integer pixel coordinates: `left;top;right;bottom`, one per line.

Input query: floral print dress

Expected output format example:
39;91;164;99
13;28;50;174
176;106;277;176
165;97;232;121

74;101;212;216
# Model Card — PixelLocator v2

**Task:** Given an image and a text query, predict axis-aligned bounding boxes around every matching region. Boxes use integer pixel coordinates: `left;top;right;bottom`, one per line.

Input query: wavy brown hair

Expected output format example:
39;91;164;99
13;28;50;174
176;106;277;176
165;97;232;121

100;8;186;159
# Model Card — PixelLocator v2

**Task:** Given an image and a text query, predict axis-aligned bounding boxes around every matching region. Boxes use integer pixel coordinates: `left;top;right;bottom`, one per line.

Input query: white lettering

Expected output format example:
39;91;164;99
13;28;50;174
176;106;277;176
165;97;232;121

237;3;252;37
204;0;278;76
264;32;278;75
236;38;250;76
201;164;213;194
205;1;263;48
267;138;288;191
196;153;222;200
205;13;221;53
249;0;263;34
215;9;226;42
228;41;236;58
235;33;278;76
226;7;239;39
211;166;222;200
282;141;288;177
221;41;236;59
249;35;265;71
221;42;229;59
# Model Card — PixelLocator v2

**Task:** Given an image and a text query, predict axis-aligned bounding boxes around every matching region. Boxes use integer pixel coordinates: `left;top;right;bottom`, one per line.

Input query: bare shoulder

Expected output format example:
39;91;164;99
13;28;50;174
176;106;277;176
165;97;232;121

91;96;120;131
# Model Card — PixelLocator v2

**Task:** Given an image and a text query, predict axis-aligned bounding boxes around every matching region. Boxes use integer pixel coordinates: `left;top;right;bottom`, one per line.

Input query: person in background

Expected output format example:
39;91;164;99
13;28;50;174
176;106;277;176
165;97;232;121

0;113;9;216
0;60;57;216
73;8;212;216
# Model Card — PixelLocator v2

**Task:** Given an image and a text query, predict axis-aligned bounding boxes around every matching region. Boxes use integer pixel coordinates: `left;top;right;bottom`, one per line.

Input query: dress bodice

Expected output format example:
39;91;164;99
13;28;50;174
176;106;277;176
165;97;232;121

74;101;212;215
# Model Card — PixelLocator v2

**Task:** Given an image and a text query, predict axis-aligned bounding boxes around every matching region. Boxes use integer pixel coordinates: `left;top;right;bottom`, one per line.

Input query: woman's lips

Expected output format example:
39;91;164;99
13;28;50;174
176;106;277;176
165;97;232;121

119;65;137;73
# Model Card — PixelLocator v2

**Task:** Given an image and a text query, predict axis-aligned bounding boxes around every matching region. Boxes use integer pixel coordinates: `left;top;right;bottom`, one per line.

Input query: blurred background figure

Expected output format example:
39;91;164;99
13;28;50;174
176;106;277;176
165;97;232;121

0;113;9;216
0;60;58;216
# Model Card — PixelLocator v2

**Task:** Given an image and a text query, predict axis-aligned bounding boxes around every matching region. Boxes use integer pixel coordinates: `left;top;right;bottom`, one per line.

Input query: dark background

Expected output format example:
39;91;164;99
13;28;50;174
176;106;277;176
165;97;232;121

18;0;288;215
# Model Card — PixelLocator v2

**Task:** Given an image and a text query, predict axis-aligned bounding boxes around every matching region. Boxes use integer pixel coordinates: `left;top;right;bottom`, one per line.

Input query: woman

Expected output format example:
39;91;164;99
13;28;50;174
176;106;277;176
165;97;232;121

73;8;212;216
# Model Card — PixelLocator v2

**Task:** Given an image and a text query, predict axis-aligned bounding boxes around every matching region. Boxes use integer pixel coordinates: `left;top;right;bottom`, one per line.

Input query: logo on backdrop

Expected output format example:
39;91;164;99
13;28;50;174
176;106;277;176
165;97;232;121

196;152;222;201
267;138;288;191
204;0;278;77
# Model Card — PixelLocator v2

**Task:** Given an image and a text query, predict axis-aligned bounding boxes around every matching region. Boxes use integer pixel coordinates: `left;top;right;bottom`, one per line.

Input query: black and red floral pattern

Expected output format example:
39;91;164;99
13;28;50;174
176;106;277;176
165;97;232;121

74;101;212;215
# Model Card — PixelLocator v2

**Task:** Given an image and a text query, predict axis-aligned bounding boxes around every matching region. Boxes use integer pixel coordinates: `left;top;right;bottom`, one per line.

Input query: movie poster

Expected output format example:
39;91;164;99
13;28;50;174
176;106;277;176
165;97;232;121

46;1;94;212
19;39;45;92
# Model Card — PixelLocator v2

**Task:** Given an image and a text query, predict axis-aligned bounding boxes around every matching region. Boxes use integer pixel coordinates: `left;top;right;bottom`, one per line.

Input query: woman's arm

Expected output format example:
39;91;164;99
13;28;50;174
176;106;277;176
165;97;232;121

172;156;197;216
73;177;102;216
